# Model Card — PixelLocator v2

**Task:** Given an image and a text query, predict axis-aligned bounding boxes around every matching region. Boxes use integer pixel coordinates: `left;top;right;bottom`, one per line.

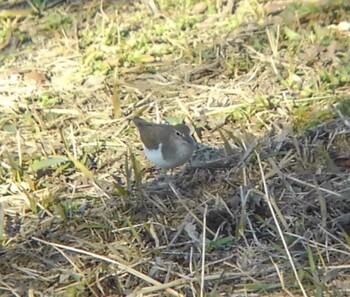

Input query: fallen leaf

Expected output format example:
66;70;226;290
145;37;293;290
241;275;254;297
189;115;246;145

23;70;47;84
333;158;350;168
191;2;207;15
184;221;200;242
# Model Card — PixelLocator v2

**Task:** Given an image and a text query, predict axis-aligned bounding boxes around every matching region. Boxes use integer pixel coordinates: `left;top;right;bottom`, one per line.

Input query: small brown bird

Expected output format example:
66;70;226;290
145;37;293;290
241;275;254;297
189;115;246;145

133;117;195;169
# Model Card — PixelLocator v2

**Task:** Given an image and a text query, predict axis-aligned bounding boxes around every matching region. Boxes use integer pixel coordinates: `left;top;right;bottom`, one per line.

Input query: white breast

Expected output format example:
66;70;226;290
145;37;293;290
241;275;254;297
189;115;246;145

143;143;172;168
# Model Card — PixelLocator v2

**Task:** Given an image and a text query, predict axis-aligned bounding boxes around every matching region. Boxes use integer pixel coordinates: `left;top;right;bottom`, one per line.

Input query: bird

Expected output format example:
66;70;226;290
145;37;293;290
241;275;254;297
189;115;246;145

133;116;195;169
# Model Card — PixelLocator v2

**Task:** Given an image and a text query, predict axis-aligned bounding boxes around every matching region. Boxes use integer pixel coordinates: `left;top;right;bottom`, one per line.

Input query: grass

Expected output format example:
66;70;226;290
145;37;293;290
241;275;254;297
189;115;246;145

1;0;350;296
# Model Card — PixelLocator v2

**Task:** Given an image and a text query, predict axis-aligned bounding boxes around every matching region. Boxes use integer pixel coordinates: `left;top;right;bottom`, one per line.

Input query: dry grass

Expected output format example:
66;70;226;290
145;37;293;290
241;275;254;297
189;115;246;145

1;0;350;296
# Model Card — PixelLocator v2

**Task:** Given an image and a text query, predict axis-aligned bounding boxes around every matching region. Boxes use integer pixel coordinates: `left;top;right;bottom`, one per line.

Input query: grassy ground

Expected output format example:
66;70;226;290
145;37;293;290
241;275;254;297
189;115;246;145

1;0;350;296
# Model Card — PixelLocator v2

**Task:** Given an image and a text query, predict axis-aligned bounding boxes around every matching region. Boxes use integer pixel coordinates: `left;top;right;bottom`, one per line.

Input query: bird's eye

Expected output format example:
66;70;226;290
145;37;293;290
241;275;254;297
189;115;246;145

175;130;182;137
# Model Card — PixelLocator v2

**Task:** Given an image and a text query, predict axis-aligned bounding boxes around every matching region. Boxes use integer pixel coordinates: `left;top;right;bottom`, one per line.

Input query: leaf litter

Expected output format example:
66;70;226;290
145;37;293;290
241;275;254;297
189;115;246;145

0;0;350;296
